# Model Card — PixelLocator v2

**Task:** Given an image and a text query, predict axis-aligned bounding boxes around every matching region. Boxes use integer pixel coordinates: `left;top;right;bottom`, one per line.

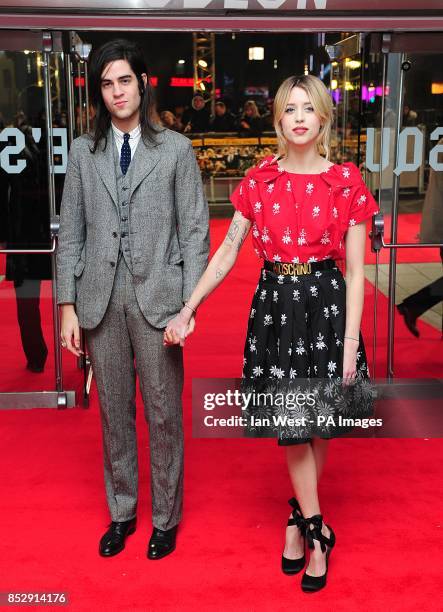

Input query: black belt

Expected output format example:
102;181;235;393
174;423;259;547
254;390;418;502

264;259;337;276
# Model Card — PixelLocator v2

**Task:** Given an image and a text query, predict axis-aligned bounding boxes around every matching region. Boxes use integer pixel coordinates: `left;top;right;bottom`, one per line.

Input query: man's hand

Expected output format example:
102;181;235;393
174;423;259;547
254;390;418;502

163;311;195;347
60;304;83;357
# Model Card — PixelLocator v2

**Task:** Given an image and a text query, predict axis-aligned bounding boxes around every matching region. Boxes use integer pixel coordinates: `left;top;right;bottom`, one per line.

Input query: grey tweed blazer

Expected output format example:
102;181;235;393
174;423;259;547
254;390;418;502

56;127;210;330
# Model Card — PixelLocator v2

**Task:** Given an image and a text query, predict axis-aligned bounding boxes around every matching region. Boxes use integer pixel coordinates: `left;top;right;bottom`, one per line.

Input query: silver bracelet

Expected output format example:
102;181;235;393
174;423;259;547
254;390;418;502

183;302;196;315
344;335;359;343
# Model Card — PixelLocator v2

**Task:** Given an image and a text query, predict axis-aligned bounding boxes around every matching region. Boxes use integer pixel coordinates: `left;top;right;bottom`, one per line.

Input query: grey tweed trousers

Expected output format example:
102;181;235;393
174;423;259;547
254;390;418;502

86;256;184;530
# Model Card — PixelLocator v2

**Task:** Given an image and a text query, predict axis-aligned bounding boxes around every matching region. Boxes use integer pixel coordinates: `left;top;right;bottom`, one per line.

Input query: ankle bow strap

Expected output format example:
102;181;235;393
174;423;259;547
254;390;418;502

288;497;302;513
288;498;306;533
304;514;332;552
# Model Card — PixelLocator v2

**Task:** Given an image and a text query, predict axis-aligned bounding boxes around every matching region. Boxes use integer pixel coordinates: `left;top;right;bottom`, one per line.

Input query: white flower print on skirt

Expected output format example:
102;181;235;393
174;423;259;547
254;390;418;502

241;263;376;444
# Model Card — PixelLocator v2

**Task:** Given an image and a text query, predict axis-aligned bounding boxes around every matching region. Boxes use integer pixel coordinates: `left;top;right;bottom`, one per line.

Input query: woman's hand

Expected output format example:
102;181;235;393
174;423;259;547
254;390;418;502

344;223;366;386
342;338;358;386
163;311;195;347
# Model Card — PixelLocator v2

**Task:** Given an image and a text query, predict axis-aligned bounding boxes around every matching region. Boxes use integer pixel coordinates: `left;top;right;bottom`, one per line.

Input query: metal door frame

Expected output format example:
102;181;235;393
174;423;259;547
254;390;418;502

63;30;94;405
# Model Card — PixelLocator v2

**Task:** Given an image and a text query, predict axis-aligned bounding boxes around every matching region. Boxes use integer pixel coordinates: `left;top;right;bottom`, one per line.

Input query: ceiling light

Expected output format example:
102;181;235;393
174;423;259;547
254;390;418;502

249;47;264;61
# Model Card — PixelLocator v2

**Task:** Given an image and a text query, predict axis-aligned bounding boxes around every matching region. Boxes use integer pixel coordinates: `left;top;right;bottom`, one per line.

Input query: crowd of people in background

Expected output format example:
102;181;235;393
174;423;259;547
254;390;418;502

159;94;274;135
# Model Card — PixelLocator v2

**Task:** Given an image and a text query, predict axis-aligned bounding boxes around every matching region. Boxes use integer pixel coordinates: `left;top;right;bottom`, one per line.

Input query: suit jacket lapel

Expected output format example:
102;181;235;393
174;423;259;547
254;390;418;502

128;133;161;201
91;128;118;210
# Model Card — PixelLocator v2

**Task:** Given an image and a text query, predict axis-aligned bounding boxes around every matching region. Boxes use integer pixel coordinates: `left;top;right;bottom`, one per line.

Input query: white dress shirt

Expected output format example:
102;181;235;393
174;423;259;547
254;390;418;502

111;122;141;159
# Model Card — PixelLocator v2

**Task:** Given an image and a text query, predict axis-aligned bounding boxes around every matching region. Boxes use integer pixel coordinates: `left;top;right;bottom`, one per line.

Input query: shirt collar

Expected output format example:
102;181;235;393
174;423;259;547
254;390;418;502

111;122;141;140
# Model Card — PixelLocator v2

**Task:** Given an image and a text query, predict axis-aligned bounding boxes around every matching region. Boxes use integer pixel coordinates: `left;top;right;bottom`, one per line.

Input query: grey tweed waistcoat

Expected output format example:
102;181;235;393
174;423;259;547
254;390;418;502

112;133;137;272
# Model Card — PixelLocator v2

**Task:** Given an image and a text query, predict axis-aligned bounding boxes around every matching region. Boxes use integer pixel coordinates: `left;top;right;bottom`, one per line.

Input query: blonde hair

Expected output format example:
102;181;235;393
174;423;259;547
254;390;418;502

242;100;260;119
273;75;333;160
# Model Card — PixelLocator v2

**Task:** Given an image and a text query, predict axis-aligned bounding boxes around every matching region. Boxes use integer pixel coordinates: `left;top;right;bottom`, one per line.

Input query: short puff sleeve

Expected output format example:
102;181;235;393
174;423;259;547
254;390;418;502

229;176;253;221
347;178;380;227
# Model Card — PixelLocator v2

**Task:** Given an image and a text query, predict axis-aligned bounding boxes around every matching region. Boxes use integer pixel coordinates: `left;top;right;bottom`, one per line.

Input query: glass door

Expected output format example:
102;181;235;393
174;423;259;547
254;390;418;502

0;31;81;408
327;34;365;166
328;32;443;384
375;35;443;381
326;34;379;379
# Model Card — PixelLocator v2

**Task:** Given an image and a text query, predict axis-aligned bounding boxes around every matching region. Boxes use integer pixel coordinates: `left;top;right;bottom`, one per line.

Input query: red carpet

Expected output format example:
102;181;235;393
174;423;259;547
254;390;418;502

3;217;439;391
0;220;442;611
0;278;81;394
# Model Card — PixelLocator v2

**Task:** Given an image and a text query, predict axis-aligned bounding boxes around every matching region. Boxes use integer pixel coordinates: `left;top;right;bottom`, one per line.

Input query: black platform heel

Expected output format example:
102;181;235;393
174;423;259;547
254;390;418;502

281;497;306;575
301;514;335;592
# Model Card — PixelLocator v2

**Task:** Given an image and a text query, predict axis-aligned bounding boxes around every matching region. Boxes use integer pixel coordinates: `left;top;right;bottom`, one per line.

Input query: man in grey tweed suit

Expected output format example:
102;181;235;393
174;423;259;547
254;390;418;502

57;39;209;559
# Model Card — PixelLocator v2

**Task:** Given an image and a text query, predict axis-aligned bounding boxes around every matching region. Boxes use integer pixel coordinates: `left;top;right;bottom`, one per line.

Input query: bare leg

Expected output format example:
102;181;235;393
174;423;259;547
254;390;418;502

284;441;331;576
311;438;329;482
283;443;318;560
286;443;320;517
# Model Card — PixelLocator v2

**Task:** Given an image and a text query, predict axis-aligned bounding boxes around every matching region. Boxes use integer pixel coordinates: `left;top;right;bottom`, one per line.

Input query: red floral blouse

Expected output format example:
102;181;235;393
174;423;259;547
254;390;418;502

230;155;380;263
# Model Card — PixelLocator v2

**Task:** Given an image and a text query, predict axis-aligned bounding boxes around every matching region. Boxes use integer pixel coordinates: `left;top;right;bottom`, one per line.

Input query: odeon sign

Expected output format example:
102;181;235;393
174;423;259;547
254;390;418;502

365;127;443;174
0;0;441;10
0;126;442;174
118;0;329;7
112;0;330;7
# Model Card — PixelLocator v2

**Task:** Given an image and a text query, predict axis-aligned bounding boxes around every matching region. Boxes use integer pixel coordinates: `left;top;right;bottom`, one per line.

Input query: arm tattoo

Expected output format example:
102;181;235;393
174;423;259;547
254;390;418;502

236;226;248;252
225;219;240;244
215;268;224;280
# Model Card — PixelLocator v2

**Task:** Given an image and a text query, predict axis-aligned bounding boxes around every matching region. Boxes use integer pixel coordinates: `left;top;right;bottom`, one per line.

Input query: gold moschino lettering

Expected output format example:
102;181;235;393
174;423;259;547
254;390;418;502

273;262;312;275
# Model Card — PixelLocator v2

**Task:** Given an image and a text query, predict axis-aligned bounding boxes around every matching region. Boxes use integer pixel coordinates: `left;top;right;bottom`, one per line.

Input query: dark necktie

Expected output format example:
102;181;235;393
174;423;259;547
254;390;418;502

120;133;131;175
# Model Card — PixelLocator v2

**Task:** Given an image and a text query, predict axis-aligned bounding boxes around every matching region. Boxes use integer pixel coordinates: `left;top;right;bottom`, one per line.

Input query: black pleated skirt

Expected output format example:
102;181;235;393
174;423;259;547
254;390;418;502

241;262;375;445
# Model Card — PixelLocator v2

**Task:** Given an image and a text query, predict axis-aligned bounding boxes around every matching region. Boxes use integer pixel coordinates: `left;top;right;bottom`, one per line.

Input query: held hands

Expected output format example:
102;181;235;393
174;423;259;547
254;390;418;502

163;309;195;347
342;337;358;386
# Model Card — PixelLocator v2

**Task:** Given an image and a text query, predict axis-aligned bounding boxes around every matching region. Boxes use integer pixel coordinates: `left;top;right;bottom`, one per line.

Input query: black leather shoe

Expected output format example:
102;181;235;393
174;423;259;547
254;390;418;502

397;303;419;337
301;514;335;593
99;517;136;557
282;497;306;575
147;526;177;560
26;362;45;373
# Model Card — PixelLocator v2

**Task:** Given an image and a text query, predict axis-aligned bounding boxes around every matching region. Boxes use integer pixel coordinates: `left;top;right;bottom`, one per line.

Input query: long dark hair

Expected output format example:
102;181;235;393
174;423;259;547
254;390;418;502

88;39;161;153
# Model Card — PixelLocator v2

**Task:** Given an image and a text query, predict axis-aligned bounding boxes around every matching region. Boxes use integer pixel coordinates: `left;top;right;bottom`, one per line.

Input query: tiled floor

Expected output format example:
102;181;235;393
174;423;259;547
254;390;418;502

365;263;442;331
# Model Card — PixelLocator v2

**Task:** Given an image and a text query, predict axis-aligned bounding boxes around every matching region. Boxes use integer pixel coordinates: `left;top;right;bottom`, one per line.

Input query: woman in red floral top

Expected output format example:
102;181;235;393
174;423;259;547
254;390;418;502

165;75;379;593
232;153;377;263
